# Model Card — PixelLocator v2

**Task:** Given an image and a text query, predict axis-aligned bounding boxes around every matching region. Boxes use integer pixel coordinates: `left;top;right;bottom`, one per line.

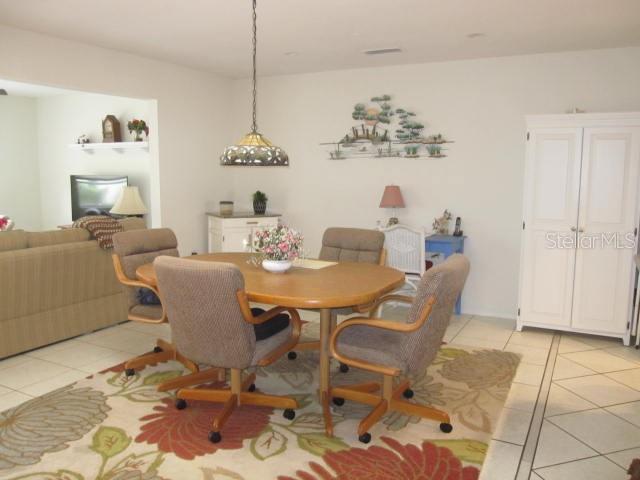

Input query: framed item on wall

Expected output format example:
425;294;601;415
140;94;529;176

102;115;122;143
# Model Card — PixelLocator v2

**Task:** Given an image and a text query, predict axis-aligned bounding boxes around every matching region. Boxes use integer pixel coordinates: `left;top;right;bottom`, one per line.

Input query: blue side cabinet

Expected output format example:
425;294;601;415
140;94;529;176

425;235;466;314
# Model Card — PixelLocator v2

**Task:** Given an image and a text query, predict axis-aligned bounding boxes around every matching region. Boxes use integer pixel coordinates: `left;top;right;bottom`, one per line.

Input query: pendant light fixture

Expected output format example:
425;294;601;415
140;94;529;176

220;0;289;166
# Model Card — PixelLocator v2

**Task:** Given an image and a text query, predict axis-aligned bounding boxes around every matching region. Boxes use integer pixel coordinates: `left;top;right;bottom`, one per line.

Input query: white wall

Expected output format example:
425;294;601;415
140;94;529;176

0;25;233;255
36;93;154;229
227;47;640;318
0;96;41;230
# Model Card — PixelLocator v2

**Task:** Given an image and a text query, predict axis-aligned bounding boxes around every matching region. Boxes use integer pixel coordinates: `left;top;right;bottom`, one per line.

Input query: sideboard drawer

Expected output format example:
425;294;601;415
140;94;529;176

208;216;279;231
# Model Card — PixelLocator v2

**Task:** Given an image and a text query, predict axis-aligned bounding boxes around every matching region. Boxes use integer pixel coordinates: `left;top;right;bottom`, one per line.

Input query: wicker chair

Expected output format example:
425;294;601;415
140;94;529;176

112;229;223;390
289;227;386;368
154;256;303;444
329;254;470;443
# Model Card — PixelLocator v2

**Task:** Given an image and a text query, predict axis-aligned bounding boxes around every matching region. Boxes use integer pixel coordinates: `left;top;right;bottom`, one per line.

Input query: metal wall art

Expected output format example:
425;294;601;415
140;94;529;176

320;94;452;160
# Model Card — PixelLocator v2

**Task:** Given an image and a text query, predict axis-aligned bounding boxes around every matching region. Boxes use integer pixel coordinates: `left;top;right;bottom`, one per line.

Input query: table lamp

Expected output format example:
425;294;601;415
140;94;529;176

110;186;148;217
379;185;405;226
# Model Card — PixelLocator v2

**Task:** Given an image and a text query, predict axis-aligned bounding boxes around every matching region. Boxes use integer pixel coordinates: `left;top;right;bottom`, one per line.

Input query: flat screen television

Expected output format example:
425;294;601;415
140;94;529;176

70;175;128;220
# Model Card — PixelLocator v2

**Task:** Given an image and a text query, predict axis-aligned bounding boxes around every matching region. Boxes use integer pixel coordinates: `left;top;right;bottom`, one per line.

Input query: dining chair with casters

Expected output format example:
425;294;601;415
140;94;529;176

329;254;470;443
288;227;386;373
154;256;303;444
112;229;223;389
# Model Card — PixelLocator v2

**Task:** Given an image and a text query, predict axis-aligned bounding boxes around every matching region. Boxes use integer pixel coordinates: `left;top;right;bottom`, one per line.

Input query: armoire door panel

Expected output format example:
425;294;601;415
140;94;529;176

529;231;573;320
533;139;572;221
520;128;582;327
571;127;640;334
585;138;628;225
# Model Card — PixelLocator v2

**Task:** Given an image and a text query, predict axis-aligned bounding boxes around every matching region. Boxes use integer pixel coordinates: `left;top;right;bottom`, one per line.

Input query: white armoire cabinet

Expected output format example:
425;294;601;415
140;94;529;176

518;113;640;344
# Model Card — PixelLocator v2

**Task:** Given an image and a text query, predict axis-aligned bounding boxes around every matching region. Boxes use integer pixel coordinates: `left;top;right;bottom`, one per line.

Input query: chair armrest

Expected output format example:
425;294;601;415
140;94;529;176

112;254;166;324
330;295;436;376
352;294;415;314
235;290;303;366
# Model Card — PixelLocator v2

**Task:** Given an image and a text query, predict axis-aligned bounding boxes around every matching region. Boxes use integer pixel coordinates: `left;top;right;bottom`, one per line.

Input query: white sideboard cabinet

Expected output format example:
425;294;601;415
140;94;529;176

207;212;281;253
518;112;640;345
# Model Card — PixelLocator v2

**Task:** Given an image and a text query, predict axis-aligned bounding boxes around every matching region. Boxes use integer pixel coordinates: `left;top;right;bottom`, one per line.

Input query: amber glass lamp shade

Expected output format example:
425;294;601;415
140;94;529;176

220;132;289;166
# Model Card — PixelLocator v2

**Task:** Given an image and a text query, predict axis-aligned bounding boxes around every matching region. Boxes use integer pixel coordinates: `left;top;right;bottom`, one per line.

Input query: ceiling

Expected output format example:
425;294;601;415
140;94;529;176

1;0;639;78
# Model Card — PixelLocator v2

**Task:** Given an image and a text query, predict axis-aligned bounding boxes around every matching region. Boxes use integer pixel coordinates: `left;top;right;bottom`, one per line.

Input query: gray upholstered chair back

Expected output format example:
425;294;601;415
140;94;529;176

403;254;470;374
319;227;385;264
154;256;256;368
112;228;179;307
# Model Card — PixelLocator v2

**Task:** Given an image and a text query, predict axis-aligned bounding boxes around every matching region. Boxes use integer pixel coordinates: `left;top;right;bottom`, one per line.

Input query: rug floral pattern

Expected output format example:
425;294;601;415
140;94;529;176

0;344;519;480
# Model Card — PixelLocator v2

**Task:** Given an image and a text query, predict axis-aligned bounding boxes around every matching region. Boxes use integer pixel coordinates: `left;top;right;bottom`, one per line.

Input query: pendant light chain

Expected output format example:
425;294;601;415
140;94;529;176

251;0;258;133
220;0;288;165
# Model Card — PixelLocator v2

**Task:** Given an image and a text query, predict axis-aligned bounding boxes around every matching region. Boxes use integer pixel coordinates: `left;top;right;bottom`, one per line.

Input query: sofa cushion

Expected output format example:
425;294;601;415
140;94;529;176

27;229;90;248
0;230;27;252
120;217;147;231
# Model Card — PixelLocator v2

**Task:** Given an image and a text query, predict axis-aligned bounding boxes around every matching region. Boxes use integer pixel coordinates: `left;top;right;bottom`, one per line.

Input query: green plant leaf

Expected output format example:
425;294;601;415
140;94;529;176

124;390;167;402
9;470;84;480
107;371;137;387
431;439;488;464
297;432;349;457
290;412;325;431
142;370;183;386
250;426;288;460
439;348;470;359
90;426;131;459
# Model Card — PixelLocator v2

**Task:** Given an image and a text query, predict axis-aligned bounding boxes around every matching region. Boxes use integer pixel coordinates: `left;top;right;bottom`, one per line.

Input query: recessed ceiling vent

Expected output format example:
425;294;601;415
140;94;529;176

0;89;7;95
363;48;402;55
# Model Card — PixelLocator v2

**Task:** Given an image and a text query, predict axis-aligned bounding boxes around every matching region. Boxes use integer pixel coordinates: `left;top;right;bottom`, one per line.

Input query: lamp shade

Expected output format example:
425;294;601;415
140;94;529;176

110;186;148;215
379;185;405;208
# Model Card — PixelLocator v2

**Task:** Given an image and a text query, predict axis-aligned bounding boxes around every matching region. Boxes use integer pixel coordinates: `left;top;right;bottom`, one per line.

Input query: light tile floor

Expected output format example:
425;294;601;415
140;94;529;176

1;312;638;479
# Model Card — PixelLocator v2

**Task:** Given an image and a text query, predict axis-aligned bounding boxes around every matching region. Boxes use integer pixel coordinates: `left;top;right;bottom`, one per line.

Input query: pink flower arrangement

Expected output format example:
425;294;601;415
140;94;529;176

0;215;14;231
254;225;303;261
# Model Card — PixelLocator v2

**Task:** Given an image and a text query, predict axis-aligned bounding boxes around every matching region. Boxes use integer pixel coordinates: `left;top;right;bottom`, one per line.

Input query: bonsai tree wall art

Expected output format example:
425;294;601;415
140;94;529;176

321;94;452;160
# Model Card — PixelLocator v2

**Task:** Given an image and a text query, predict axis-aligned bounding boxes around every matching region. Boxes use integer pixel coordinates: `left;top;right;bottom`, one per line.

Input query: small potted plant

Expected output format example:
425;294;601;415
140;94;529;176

254;225;303;273
127;119;149;142
253;190;268;215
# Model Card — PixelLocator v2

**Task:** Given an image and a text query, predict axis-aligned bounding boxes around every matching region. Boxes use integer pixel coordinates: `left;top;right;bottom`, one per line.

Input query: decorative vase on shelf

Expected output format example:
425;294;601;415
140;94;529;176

262;259;292;274
253;200;267;215
252;190;268;215
133;131;143;142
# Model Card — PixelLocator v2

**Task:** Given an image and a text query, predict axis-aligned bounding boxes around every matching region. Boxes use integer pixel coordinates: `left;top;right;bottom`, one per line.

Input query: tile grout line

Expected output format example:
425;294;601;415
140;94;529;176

514;332;560;480
533;453;627;476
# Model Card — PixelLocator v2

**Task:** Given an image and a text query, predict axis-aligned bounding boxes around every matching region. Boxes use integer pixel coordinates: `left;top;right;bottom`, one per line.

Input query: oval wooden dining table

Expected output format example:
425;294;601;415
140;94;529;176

136;252;405;435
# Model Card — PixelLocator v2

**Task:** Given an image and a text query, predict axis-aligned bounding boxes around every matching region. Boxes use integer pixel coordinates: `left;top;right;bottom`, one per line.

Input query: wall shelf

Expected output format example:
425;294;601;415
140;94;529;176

68;142;149;154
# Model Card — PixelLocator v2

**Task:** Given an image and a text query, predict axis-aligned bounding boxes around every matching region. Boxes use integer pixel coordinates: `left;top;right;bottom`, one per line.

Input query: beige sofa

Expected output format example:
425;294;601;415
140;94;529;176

0;218;146;359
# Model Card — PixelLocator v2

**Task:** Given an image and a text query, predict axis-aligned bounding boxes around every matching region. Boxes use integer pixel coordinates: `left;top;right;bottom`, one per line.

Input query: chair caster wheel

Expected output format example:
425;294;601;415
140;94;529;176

332;397;345;406
403;388;414;399
248;383;256;392
440;423;453;433
339;363;349;373
358;432;372;444
125;368;135;377
153;346;163;353
175;399;187;410
208;431;222;443
283;409;296;420
287;351;297;360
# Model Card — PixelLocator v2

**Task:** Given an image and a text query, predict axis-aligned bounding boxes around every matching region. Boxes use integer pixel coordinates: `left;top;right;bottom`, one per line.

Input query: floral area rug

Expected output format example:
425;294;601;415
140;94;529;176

0;344;519;480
